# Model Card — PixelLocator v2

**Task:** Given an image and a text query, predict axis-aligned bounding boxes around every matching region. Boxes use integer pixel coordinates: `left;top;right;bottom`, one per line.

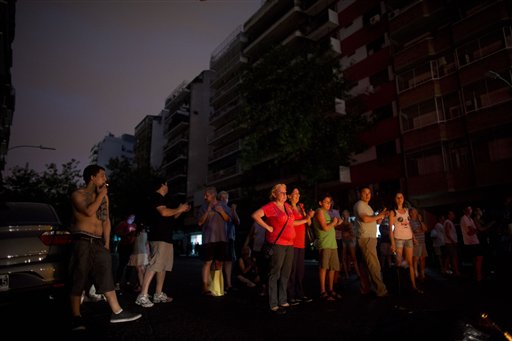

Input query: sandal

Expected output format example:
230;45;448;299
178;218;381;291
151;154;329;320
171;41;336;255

413;287;424;294
320;291;335;301
330;291;342;300
202;290;213;296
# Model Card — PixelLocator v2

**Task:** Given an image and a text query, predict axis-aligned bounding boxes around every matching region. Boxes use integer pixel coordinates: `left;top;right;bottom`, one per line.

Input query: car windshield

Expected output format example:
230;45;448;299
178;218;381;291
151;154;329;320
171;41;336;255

0;202;60;226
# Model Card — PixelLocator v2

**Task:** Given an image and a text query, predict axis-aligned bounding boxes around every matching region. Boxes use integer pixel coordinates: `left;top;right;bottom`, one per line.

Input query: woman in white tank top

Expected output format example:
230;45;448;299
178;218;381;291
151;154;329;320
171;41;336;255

389;192;422;293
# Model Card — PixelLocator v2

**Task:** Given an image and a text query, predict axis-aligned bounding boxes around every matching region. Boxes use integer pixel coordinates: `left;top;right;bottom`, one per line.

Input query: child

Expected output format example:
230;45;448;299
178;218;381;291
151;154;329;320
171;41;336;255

237;246;260;288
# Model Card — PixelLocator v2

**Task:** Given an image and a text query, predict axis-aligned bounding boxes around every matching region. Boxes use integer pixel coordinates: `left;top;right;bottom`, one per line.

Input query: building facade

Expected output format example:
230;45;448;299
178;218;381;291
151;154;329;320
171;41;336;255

160;71;212;205
89;133;135;170
0;0;16;179
208;0;341;213
134;115;163;171
337;0;512;211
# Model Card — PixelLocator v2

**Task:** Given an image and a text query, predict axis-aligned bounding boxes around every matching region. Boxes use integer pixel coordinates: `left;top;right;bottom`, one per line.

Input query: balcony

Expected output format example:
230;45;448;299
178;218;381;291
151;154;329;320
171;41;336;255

165;121;189;138
161;154;187;170
210;99;239;126
208;120;240;144
305;8;338;42
166;132;188;149
407;171;473;197
244;6;305;60
389;0;448;44
302;0;338;16
207;163;242;184
451;1;510;44
244;0;295;37
211;76;242;108
209;140;241;163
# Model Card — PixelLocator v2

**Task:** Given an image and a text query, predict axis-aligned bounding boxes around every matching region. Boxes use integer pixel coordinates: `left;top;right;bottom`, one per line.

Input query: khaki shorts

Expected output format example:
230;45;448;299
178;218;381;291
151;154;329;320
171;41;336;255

147;241;174;272
318;248;340;271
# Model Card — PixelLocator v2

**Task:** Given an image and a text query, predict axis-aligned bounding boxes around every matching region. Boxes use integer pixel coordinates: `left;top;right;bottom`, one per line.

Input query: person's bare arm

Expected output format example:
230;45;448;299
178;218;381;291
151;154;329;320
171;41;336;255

251;208;273;233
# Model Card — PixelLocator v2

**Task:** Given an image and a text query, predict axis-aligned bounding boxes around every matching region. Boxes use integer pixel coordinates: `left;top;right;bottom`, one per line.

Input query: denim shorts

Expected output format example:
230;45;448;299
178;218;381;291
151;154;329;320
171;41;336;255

394;238;413;249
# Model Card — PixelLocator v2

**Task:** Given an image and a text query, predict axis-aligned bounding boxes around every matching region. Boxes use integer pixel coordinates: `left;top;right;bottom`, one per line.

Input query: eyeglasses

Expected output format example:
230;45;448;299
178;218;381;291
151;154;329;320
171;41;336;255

278;191;287;195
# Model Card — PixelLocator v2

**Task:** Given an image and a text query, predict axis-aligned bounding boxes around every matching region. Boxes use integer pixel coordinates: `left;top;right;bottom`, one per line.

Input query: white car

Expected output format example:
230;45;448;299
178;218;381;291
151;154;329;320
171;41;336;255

0;202;72;300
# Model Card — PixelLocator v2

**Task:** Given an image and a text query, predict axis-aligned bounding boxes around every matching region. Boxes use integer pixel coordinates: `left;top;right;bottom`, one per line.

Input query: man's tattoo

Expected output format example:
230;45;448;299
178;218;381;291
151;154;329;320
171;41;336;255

96;197;108;222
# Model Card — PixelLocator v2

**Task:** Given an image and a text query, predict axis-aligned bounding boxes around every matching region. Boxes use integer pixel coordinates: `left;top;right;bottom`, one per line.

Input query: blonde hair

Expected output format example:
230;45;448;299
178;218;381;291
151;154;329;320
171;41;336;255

270;183;286;200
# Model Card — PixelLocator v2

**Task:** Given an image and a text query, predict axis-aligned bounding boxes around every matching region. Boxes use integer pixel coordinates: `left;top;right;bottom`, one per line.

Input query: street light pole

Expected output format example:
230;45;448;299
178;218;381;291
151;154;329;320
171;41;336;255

7;145;56;151
485;70;512;89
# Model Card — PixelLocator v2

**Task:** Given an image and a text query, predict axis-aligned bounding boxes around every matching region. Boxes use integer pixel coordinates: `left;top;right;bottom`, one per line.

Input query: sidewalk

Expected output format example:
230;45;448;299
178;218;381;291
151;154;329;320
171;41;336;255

4;257;511;341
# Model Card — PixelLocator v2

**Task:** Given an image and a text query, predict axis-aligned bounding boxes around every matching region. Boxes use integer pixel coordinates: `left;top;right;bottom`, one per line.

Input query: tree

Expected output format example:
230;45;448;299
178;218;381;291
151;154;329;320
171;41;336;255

2;160;81;225
239;44;368;189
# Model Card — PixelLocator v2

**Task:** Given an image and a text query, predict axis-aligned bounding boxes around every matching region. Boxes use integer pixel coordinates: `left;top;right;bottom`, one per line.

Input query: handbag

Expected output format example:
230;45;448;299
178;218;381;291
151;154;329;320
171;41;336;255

262;210;290;260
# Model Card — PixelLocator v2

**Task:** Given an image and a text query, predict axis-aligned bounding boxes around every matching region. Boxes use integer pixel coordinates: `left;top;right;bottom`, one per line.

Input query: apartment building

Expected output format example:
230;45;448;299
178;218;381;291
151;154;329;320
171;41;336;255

134;115;163;171
337;0;512;211
161;71;212;204
89;133;135;171
208;0;341;212
0;0;16;178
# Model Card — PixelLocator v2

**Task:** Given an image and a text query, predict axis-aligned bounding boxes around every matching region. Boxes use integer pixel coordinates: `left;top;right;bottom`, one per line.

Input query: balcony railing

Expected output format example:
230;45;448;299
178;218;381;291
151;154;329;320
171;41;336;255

207;163;242;183
208;120;239;143
209;140;241;162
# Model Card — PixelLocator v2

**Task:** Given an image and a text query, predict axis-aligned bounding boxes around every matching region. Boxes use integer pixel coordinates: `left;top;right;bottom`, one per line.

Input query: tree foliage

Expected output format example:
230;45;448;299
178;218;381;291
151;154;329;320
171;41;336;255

2;160;81;225
239;44;368;186
2;158;162;227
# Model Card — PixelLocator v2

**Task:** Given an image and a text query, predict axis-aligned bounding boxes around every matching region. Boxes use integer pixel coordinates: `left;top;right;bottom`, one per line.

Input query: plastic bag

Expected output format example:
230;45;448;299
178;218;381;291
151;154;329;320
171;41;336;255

208;269;224;296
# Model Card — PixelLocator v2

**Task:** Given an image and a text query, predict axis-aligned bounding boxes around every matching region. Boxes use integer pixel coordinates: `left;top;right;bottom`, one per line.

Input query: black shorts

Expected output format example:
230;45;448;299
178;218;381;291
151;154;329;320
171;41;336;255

201;241;229;262
68;234;115;295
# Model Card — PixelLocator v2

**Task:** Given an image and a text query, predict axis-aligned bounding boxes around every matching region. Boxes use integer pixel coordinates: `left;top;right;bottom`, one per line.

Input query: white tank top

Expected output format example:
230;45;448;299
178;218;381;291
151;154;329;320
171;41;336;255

392;209;413;240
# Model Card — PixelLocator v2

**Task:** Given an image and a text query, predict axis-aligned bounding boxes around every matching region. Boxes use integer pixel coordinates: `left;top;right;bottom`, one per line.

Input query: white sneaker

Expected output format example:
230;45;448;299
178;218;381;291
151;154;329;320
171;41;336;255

153;292;173;303
135;294;154;308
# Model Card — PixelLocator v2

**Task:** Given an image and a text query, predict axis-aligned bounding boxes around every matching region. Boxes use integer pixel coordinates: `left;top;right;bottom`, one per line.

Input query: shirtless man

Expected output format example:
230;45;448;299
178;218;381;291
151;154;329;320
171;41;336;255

69;165;141;331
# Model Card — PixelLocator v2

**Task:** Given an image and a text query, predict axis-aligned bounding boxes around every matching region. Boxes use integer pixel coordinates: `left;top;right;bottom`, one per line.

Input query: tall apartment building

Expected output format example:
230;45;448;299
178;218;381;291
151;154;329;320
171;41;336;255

208;0;341;212
338;0;402;206
0;0;16;178
391;0;512;208
89;133;135;170
161;71;212;204
208;26;247;203
134;115;163;171
339;0;512;210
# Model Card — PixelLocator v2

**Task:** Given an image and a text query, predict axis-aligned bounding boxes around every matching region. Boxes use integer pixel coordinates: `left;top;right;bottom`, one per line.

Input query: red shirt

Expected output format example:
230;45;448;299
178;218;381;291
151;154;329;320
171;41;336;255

292;204;307;249
262;202;296;246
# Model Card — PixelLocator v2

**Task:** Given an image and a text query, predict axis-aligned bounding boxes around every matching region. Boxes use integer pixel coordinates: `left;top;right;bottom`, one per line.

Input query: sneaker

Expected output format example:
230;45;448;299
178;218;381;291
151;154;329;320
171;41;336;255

110;309;142;323
87;292;106;302
135;294;154;308
289;299;300;306
300;296;313;303
71;316;86;331
153;292;173;303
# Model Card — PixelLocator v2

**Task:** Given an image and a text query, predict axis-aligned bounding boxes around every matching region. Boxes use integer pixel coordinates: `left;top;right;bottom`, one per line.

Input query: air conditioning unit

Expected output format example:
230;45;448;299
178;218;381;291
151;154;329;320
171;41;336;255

369;14;381;25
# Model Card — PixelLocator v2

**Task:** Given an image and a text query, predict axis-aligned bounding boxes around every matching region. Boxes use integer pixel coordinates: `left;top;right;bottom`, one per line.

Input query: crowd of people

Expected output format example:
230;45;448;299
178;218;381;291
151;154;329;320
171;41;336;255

70;164;512;330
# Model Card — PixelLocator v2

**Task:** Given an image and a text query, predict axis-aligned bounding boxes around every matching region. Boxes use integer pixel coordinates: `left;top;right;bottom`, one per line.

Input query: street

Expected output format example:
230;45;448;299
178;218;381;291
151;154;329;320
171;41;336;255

2;257;510;341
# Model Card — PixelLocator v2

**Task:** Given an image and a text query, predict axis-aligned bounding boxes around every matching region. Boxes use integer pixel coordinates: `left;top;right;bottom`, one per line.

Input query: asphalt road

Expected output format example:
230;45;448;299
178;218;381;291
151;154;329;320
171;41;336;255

2;257;510;341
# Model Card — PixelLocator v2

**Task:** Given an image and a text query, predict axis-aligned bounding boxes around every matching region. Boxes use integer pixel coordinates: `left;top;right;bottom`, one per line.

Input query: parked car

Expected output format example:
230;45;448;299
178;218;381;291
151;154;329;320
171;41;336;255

0;202;72;301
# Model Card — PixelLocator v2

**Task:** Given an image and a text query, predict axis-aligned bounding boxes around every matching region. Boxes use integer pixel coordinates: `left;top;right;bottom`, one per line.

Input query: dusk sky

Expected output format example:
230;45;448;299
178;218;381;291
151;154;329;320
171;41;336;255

5;0;260;174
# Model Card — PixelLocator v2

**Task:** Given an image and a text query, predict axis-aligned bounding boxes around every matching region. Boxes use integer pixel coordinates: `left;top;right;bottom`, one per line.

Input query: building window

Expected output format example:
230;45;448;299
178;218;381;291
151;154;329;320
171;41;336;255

489;136;512;161
445;142;470;171
400;98;438;131
406;147;444;177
